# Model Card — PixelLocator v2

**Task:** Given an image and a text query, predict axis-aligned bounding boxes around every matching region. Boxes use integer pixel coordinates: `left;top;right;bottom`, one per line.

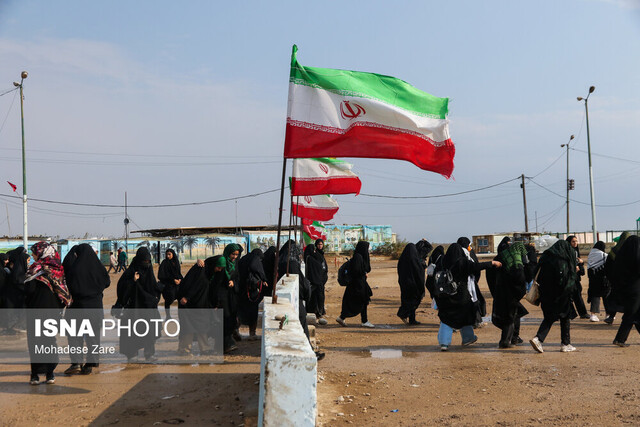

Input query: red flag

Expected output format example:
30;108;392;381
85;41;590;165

7;181;17;192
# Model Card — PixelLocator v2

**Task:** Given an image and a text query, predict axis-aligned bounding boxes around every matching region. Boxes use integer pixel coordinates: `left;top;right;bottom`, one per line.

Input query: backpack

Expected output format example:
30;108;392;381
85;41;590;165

433;269;458;297
337;259;351;287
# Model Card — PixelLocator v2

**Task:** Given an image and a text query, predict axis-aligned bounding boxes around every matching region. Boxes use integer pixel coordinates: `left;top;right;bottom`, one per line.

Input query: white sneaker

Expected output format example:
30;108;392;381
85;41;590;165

361;321;375;328
590;314;600;322
561;344;577;352
529;337;544;353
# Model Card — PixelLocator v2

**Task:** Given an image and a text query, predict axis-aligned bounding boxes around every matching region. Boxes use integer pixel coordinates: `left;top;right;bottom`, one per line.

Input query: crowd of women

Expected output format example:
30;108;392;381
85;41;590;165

1;231;639;385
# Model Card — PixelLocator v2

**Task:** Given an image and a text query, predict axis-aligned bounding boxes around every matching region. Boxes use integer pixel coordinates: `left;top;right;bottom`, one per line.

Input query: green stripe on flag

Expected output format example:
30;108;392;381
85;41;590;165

289;45;448;119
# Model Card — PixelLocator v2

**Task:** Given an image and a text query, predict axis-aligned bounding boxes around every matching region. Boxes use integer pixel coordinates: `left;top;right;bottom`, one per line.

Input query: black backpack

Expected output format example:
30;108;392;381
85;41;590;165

337;259;351;287
433;269;458;297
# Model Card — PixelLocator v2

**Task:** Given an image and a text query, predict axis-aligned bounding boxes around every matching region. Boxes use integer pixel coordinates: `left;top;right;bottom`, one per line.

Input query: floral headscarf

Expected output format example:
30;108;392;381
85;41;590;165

26;241;72;307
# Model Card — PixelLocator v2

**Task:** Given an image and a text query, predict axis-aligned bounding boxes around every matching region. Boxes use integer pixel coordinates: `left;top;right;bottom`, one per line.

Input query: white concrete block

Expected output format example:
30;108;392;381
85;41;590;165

258;294;317;427
275;273;300;313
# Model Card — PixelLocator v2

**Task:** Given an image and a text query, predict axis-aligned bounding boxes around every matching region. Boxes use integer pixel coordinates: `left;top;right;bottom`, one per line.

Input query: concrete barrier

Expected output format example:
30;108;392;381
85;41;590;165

258;274;317;427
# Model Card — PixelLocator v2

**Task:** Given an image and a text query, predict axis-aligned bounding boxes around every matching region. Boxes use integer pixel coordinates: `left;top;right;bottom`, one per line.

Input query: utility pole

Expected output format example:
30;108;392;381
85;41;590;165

124;192;129;265
535;211;538;233
520;174;529;232
13;71;28;249
561;135;575;234
578;86;597;243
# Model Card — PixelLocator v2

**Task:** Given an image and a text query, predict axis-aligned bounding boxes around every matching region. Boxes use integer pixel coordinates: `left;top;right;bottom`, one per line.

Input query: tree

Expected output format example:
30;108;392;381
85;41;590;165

137;240;150;248
204;236;220;257
171;238;185;254
183;236;198;259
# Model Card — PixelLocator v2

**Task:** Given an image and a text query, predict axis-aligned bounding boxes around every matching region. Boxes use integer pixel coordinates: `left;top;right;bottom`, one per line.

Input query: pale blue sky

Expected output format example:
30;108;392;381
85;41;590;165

0;0;639;242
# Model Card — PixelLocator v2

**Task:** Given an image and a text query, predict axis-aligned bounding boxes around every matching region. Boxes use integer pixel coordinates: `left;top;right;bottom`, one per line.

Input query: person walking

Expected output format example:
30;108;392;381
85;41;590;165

603;232;630;324
116;248;128;273
396;239;432;325
107;251;117;274
586;241;608;322
611;236;640;347
62;243;111;375
159;249;183;320
530;240;579;353
336;241;375;329
566;236;589;319
305;239;329;325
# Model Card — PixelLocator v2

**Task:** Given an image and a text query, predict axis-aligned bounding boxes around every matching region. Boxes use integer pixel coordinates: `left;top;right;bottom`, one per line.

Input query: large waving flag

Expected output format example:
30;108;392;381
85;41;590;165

284;45;455;178
291;158;362;196
302;219;327;244
292;194;338;221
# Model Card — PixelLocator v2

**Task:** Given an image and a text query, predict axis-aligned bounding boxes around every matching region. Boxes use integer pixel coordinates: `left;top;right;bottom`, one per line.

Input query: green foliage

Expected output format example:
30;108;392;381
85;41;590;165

371;240;408;260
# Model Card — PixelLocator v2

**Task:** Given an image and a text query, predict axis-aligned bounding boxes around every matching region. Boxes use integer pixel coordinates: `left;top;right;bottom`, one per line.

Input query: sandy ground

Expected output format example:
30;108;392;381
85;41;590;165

316;256;640;426
2;255;640;426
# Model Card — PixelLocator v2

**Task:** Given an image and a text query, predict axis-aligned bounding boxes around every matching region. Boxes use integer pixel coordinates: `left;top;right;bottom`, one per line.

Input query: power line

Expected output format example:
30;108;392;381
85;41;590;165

0;188;280;208
0;87;19;97
0;89;18;137
358;176;521;199
570;147;640;165
0;156;281;167
527;178;640;207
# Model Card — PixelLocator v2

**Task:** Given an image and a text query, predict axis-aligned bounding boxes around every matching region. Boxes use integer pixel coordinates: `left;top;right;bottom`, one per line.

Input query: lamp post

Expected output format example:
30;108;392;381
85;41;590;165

560;135;575;235
12;71;28;250
577;86;597;243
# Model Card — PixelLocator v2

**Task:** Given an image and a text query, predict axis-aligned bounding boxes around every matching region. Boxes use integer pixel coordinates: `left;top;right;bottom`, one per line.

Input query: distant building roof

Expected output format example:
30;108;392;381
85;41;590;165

132;225;299;238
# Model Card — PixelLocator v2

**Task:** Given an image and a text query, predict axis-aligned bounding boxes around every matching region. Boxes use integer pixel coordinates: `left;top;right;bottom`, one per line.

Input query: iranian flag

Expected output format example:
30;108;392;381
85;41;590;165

291;158;361;196
284;45;455;178
302;219;327;242
292;194;338;221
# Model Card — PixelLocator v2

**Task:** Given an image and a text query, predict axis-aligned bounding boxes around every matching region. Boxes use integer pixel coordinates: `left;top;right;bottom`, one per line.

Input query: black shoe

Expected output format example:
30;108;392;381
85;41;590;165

408;319;421;325
45;373;55;384
224;344;238;354
145;355;158;363
315;351;326;361
232;329;242;342
613;340;630;347
80;364;93;375
511;336;524;345
498;341;514;349
64;364;82;375
604;316;615;325
580;314;590;319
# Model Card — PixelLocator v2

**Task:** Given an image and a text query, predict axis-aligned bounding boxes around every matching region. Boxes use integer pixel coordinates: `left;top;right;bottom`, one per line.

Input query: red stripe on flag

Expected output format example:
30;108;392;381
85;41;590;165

291;176;362;196
292;203;338;222
284;122;455;178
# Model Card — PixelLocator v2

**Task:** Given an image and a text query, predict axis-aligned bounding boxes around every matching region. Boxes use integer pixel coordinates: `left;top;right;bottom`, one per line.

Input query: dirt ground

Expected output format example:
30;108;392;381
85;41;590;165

2;256;640;426
316;256;640;426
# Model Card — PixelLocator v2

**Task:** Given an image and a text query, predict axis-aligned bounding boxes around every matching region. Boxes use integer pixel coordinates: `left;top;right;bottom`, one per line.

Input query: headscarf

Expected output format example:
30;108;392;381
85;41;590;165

63;243;110;301
615;235;640;282
26;241;72;307
538;239;577;300
456;237;472;251
443;243;478;302
314;239;324;255
415;239;434;260
428;245;445;268
222;243;243;280
566;235;580;258
158;248;182;283
262;246;276;286
497;237;511;254
354;241;371;273
587;241;607;271
610;232;630;261
6;246;28;284
117;246;159;308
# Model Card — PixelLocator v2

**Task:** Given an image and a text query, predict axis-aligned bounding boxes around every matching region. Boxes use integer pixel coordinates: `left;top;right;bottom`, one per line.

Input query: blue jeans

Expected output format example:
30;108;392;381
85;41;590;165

438;322;476;346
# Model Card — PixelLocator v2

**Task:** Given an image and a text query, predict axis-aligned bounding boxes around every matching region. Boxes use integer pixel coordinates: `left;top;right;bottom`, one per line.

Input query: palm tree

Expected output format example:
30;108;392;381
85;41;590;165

171;238;185;254
204;236;220;257
183;236;198;259
136;240;150;248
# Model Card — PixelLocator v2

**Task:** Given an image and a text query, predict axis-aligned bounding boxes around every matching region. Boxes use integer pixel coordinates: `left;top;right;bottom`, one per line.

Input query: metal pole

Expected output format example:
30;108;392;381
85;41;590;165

272;158;288;304
124;192;129;266
566;143;570;234
585;98;597;243
19;81;27;250
520;174;529;232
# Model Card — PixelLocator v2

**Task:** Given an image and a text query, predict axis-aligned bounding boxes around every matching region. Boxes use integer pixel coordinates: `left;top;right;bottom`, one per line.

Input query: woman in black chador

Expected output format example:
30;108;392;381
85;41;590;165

487;237;529;348
277;240;312;338
305;239;329;325
237;248;267;340
566;236;589;319
115;247;161;363
529;240;578;353
611;236;640;347
586;241;608;322
337;241;375;328
603;232;630;324
397;240;433;325
158;249;183;320
63;243;110;375
457;237;487;327
2;247;29;333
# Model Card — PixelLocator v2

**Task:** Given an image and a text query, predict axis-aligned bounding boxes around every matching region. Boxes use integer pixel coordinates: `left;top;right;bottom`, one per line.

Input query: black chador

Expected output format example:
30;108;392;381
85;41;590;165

305;240;329;319
237;249;268;339
397;240;433;325
158;249;183;319
612;236;640;345
338;241;373;326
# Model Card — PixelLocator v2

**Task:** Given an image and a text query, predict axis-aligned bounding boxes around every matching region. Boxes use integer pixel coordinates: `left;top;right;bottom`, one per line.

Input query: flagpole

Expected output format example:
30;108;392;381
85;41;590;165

286;194;293;276
272;158;288;304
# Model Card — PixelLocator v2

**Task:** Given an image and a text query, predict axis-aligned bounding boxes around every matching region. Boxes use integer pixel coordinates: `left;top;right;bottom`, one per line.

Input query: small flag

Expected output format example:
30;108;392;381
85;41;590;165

292;194;339;221
302;220;327;242
7;181;17;192
291;158;362;196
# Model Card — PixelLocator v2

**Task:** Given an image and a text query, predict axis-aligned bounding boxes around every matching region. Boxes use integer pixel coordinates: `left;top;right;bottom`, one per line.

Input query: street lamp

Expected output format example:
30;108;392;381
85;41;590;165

560;134;575;235
577;85;597;243
12;71;28;250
